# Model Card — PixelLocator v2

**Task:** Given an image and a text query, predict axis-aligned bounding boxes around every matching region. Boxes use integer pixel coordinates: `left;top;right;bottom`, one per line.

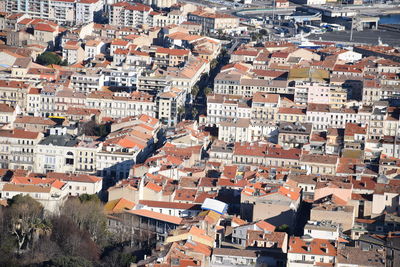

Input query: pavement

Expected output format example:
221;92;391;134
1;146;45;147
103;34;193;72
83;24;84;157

308;28;400;46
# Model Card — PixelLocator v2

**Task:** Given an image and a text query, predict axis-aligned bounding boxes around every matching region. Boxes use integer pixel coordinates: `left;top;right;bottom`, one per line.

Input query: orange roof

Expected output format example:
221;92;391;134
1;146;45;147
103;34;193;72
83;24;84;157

255;220;276;232
104;198;135;213
289;237;337;256
111;39;129;46
34;23;56;32
127;209;183;224
11;176;65;189
145;181;162;192
156;47;190;56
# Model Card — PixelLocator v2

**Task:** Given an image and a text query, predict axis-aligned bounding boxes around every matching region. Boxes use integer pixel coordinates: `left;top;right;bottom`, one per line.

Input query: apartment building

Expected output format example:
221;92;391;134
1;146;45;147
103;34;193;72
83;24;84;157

0;80;31;108
62;40;84;65
154;47;190;68
75;0;102;25
86;91;156;119
188;10;239;33
84;39;105;60
0;129;43;170
278;122;313;148
206;94;251;126
6;0;50;19
143;0;177;8
49;0;76;25
218;118;277;143
156;88;185;126
109;2;152;28
251;92;280;122
103;68;138;89
287;237;337;267
70;70;105;93
214;71;290;97
1;183;67;212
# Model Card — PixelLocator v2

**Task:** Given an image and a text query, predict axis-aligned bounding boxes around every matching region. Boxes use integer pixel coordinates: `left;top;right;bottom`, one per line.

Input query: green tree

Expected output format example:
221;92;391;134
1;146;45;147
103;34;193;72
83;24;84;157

276;224;290;234
36;52;63;66
191;85;199;97
79;194;101;203
204;87;213;96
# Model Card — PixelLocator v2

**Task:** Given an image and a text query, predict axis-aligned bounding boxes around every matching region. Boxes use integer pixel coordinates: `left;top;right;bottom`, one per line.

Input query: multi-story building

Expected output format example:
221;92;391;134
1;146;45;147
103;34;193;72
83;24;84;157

156;88;185;126
84;39;105;60
86;91;156;119
251;92;280;122
70;70;105;93
34;127;79;173
143;0;177;9
287;237;337;267
0;80;31;108
188;10;239;33
75;0;102;25
49;0;76;25
278;122;313;148
6;0;50;19
154;47;190;68
218;118;277;143
109;2;152;28
0;129;43;170
206;94;251;126
62;40;84;65
103;68;138;89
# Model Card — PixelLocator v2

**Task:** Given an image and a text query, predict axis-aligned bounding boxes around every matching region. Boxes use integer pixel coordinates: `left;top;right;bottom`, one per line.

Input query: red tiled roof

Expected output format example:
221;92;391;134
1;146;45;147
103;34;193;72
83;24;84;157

156;47;190;56
126;209;182;224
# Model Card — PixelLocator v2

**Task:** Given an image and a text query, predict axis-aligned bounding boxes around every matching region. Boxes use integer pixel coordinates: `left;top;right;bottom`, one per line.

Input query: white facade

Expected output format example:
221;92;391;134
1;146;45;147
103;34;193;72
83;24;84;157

75;0;103;25
70;72;105;93
1;184;68;213
337;50;362;63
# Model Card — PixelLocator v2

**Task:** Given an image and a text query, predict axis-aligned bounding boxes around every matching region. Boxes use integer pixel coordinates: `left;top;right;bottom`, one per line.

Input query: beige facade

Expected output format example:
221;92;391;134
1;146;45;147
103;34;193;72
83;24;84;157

310;204;355;232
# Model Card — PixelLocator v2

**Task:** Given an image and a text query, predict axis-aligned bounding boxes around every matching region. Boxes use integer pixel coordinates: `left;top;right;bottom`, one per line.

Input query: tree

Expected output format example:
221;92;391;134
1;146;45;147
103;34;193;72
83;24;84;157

210;59;218;70
7;195;47;253
259;29;268;35
79;194;101;203
36;52;64;66
178;106;185;120
204;87;213;96
191;85;199;97
276;224;290;234
192;107;198;119
51;215;100;262
0;207;19;266
44;256;93;267
61;197;108;246
101;247;137;267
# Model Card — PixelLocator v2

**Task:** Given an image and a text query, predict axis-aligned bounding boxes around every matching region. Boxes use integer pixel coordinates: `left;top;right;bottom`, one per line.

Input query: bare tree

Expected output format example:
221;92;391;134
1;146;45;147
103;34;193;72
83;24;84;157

6;195;46;253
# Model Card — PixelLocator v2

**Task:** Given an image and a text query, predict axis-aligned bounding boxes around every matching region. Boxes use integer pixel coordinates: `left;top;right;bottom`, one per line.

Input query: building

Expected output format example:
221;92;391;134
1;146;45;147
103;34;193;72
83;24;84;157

109;2;152;28
75;0;103;25
188;10;239;33
287;237;336;267
156;88;185;126
0;129;43;170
